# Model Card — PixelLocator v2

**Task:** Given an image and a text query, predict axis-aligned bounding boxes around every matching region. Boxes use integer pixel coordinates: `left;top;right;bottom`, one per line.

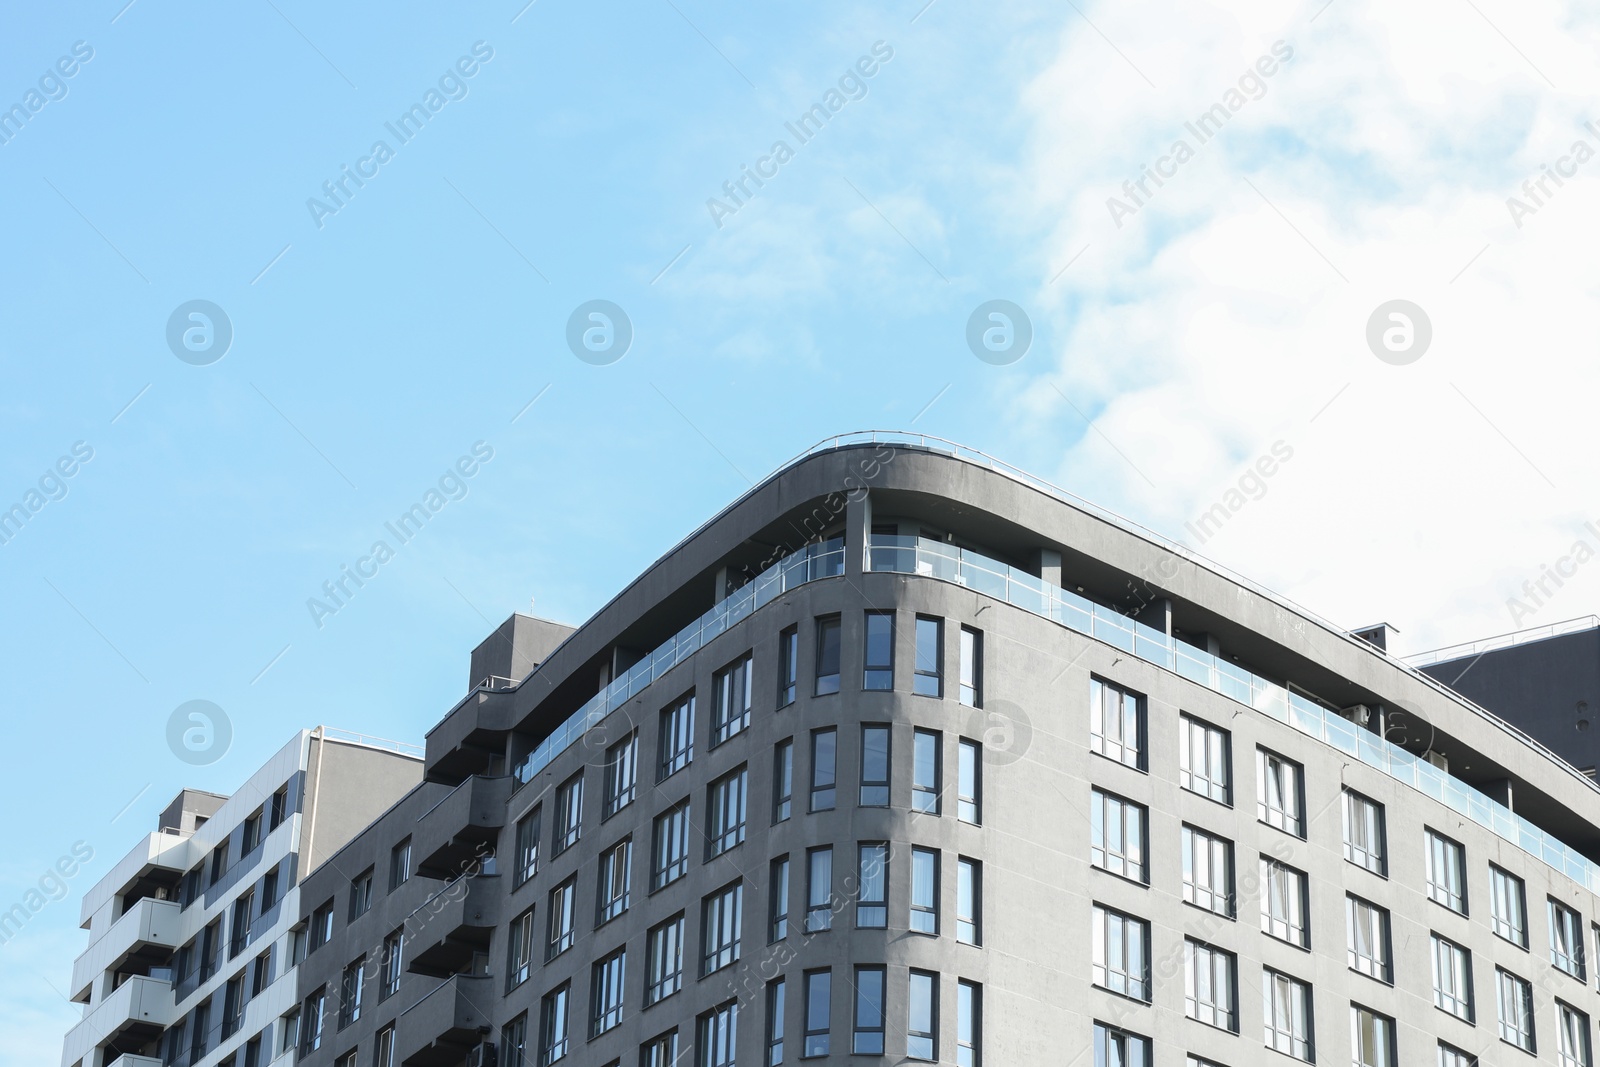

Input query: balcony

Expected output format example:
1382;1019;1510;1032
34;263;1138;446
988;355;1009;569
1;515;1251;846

397;974;493;1067
70;898;181;1003
59;975;174;1067
406;876;499;979
79;832;188;931
106;1056;162;1067
414;775;508;880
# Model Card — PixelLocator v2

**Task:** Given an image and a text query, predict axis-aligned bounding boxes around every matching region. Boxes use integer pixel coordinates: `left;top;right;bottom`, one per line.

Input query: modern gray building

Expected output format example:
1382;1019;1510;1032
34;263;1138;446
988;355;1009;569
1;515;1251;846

66;433;1600;1067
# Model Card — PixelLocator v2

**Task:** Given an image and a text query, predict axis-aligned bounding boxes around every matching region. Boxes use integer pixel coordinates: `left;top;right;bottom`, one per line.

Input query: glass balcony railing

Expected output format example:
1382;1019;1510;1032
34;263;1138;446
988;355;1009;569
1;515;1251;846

513;538;845;788
868;534;1600;895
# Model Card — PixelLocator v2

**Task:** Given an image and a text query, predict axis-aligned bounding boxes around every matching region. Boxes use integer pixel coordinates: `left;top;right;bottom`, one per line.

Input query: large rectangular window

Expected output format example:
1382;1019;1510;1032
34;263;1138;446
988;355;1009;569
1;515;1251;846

958;738;981;824
1351;1005;1395;1067
914;616;943;697
1431;933;1473;1021
1497;967;1535;1052
1181;825;1233;917
1346;895;1392;983
514;807;540;888
507;908;534;990
908;970;938;1060
913;729;941;814
603;734;637;818
1093;1023;1149;1067
769;856;790;941
1261;858;1310;948
1091;788;1147;883
806;847;833;933
707;767;748;858
590;948;625;1037
1551;898;1586;980
864;612;894;690
659;695;695;781
651;801;690;890
773;739;793;823
1427;829;1467;914
957;981;980;1067
596;838;631;924
1263;969;1314;1062
1490;865;1528;946
702;882;742;975
860;725;890;806
1256;748;1304;836
815;616;841;696
804;970;832;1057
1342;789;1386;875
766;978;786;1066
957;857;981;944
959;626;982;706
779;626;799;707
645;914;683;1005
810;729;837;812
699;999;738;1067
1558;1001;1592;1067
857;843;887;928
547;877;576;960
554;773;583;855
1185;939;1238;1032
1180;714;1231;803
712;653;753;747
1092;904;1149;1001
852;965;886;1054
911;847;939;935
1090;678;1144;769
539;983;570;1065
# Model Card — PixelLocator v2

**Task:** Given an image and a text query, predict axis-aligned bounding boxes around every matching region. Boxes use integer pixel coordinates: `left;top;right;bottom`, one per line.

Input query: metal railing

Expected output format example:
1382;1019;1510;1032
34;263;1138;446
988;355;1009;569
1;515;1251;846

1405;615;1600;668
321;728;425;760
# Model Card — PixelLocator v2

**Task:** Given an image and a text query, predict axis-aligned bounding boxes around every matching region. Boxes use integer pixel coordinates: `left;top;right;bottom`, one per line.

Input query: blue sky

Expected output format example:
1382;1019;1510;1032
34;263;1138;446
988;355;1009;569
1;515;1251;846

5;0;1599;1058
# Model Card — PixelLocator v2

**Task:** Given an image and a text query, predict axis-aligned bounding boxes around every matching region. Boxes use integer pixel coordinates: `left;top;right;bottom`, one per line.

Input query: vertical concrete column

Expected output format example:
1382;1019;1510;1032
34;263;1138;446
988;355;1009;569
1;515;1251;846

1032;548;1063;587
713;565;731;602
846;489;872;578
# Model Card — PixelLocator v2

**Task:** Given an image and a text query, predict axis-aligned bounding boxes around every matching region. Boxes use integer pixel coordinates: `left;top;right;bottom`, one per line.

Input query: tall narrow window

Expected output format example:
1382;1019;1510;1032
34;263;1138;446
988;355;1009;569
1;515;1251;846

1256;748;1304;836
1091;904;1150;1001
1342;789;1386;874
507;908;535;990
1346;895;1392;983
959;627;982;706
1558;1001;1592;1067
806;847;833;933
857;844;887;928
702;882;742;974
769;856;790;941
603;734;637;818
499;1018;523;1067
913;729;941;814
1431;933;1473;1021
554;774;583;855
699;999;738;1067
860;725;890;806
1426;830;1467;914
914;616;943;696
1185;939;1238;1032
1179;714;1231;803
651;800;690;890
659;695;695;781
546;877;576;960
911;847;939;935
958;738;981;823
1091;789;1147;883
1351;1005;1395;1067
707;767;748;858
380;928;403;1000
1497;968;1534;1051
539;983;570;1065
348;869;373;921
1551;899;1586;980
778;626;799;707
1181;825;1234;917
766;978;786;1066
1093;1023;1149;1067
1261;858;1310;948
590;948;625;1037
641;1031;679;1067
773;739;794;823
1263;969;1314;1062
1490;865;1528;946
957;858;980;944
815;616;842;695
645;914;684;1005
389;839;411;890
957;981;980;1067
908;971;938;1060
864;612;894;690
804;970;832;1057
1090;678;1144;769
853;965;886;1054
713;653;753;746
810;729;837;812
596;838;631;924
515;807;540;887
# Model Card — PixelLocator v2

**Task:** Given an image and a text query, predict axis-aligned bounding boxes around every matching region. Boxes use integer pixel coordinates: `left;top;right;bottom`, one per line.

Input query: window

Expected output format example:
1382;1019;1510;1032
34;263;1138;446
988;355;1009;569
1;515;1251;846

913;729;941;813
1091;789;1147;883
804;970;832;1057
1497;967;1534;1052
1256;748;1304;836
389;838;411;890
959;626;982;706
860;725;890;806
270;784;290;830
348;868;373;921
261;868;279;912
1093;1022;1149;1067
299;989;325;1055
1432;933;1473;1021
1180;714;1231;803
957;857;981;944
515;807;540;887
906;970;938;1060
251;949;271;996
1438;1043;1477;1067
699;999;738;1067
713;654;753;746
247;1034;267;1067
957;980;980;1067
651;801;690;890
591;948;625;1037
864;612;894;690
1263;969;1313;1061
1427;830;1467;914
1346;895;1392;983
773;739;794;823
309;902;333;952
642;1030;679;1067
223;972;246;1038
1558;1001;1592;1067
1181;826;1234;917
805;848;833;933
1551;899;1586;980
660;695;695;780
597;838;631;924
766;978;786;1066
702;882;742;974
810;729;837;811
380;927;403;1000
242;811;262;855
779;626;799;707
1490;865;1528;946
211;841;230;886
336;1052;358;1067
547;877;576;960
645;914;684;1004
1185;939;1238;1031
500;1017;525;1067
899;848;936;938
1092;904;1149;1001
230;890;255;957
1351;1005;1395;1067
1090;677;1144;769
914;616;943;696
1261;859;1309;948
770;856;790;941
857;843;887;928
279;1008;301;1056
815;616;841;695
708;768;748;858
853;965;886;1054
339;956;365;1027
958;738;981;823
554;774;583;855
539;983;571;1064
1342;790;1386;875
604;734;637;817
508;908;535;989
